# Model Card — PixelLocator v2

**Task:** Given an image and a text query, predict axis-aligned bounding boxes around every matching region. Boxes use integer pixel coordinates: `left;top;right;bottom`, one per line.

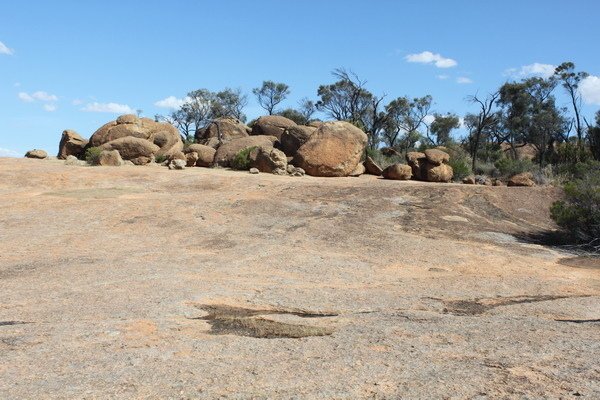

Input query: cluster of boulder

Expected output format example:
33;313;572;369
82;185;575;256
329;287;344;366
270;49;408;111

21;113;539;188
375;148;454;183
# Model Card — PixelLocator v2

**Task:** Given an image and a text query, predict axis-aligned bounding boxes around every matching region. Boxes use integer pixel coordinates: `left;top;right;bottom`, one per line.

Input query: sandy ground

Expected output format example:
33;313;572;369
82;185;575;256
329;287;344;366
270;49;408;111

0;158;598;399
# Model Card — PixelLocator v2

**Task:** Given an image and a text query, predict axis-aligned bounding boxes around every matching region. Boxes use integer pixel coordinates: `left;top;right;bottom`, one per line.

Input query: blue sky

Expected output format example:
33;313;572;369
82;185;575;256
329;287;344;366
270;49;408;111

1;0;600;156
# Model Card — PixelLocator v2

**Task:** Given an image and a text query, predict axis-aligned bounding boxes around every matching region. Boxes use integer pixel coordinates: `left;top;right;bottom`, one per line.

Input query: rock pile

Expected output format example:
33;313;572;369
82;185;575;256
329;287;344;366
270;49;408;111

406;149;453;183
89;114;183;164
25;149;48;159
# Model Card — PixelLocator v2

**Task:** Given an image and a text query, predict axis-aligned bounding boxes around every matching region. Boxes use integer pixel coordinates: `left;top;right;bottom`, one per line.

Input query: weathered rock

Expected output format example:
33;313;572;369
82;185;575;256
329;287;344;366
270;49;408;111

295;121;367;177
463;175;476;184
349;163;366;177
475;175;493;186
279;125;316;158
406;152;427;180
89;115;182;160
24;149;48;159
195;117;249;146
99;137;160;165
286;165;305;177
382;163;412;180
249;168;259;174
64;155;87;166
364;156;383;176
381;147;402;157
185;144;216;167
426;163;453;183
186;152;199;167
168;159;186;170
58;130;88;159
213;135;278;167
307;121;324;128
424;149;450;165
251;115;297;139
251;148;287;174
97;150;123;166
501;143;538;161
122;160;135;166
169;151;186;161
492;178;505;186
507;172;535;187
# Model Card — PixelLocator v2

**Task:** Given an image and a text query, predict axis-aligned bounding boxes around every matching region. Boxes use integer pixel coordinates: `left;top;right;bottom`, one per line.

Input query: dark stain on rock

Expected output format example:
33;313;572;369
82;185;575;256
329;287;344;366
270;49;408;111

443;295;589;316
193;304;336;338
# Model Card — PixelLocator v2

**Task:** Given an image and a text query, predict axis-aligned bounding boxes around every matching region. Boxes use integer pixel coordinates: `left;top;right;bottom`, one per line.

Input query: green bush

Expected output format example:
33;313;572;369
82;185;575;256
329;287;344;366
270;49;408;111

449;158;472;181
154;154;168;164
84;147;102;165
474;161;499;177
550;164;600;244
495;157;534;177
231;146;257;170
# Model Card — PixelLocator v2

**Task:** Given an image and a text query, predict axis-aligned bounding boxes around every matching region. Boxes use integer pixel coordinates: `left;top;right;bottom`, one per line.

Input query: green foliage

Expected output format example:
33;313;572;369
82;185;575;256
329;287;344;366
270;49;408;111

495;157;534;177
84;147;102;165
231;146;257;170
449;158;472;181
550;162;600;243
553;141;591;165
277;108;308;125
154;154;168;164
253;81;290;115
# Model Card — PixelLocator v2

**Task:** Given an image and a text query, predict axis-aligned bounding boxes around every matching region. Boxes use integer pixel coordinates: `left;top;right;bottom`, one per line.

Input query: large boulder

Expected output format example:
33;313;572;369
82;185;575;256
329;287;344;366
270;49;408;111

97;150;123;166
213;135;278;167
185;144;216;167
250;147;288;174
279;125;316;158
295;121;368;177
58;130;88;159
195;117;249;146
406;152;427;180
425;163;453;183
508;172;535;187
89;114;182;160
364;156;383;176
99;137;160;165
251;115;297;139
424;149;450;165
382;163;412;180
25;149;48;159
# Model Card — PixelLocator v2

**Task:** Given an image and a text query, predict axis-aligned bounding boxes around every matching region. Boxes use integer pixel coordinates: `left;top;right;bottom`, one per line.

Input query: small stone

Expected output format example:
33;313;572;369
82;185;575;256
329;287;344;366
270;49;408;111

168;159;186;170
249;168;259;174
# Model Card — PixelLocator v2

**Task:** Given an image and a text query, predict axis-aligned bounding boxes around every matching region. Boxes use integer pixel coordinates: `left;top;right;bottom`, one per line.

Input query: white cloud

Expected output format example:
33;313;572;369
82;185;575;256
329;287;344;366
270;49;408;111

405;51;457;68
423;114;435;125
81;102;134;114
436;74;449;80
581;75;600;105
72;99;84;106
18;91;58;102
154;95;189;109
0;147;21;157
457;77;473;84
43;104;57;112
18;92;34;102
0;41;13;55
505;63;556;78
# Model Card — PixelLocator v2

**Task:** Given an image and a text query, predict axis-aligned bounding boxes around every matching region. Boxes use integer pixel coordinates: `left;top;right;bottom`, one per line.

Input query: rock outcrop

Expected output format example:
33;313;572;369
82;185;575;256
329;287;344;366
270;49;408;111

25;149;48;159
382;163;412;180
279;125;316;158
89;114;182;163
508;172;535;187
406;148;453;183
213;136;278;167
58;130;88;159
250;147;287;174
195;117;250;147
251;115;297;139
97;150;123;166
295;121;367;177
185;144;216;167
364;156;383;176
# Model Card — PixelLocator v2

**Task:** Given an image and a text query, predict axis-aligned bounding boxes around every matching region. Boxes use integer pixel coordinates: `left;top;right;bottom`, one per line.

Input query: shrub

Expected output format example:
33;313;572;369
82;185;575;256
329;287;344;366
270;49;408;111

84;147;102;165
231;146;257;170
448;158;472;181
474;161;499;177
495;157;534;177
550;164;600;244
154;154;168;164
